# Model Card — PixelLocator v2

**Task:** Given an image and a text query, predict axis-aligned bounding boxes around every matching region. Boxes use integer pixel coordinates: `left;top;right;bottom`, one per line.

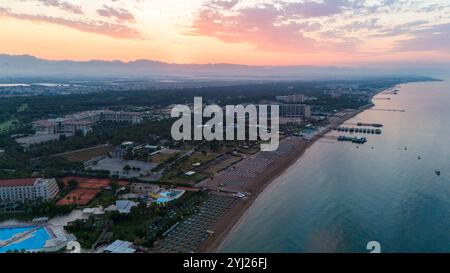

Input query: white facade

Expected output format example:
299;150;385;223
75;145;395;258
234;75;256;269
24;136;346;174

0;178;60;203
32;110;144;136
276;94;305;103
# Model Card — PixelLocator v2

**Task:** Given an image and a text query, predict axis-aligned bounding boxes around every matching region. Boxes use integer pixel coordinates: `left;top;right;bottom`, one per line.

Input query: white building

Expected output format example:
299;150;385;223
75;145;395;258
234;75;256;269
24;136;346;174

0;178;60;203
276;94;305;103
32;110;144;136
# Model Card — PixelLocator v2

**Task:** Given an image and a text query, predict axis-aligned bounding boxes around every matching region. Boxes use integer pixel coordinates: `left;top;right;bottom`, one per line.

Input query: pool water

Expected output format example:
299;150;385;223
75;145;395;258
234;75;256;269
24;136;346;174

155;190;184;204
156;197;171;203
0;226;51;253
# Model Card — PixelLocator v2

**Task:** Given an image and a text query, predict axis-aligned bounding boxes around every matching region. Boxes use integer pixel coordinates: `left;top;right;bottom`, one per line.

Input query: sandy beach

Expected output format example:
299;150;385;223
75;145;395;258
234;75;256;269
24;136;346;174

197;105;370;253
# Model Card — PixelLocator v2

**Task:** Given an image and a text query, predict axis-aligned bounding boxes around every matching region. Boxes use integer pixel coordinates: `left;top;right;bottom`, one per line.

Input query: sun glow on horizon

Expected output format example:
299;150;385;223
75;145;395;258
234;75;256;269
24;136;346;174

0;0;449;65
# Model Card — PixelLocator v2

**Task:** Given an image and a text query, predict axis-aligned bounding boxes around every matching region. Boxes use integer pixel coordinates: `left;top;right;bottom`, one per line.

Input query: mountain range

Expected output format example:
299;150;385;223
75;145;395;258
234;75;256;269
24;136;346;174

0;54;446;81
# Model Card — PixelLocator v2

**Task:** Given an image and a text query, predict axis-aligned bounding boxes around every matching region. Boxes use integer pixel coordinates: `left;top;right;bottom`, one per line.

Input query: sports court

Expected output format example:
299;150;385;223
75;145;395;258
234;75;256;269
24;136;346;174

57;177;129;206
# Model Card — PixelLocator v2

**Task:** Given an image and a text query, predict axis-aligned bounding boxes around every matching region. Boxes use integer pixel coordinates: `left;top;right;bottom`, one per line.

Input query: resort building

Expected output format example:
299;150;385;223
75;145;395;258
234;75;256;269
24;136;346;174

33;118;94;135
32;110;144;136
130;183;160;194
100;110;144;124
279;104;311;119
276;94;305;103
0;178;60;203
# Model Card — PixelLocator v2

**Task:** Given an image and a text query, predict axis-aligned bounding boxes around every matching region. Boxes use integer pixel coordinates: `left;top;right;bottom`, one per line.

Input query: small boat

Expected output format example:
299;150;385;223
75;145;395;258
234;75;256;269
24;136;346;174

418;155;421;160
404;147;408;151
435;170;441;176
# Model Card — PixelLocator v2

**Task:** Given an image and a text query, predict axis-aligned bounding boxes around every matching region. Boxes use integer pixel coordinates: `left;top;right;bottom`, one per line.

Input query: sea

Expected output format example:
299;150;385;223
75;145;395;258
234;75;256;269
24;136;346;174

220;79;450;253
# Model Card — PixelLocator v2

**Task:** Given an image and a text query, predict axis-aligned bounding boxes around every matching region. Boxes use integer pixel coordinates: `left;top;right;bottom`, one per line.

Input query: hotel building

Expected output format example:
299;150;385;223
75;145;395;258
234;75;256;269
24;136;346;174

275;94;305;103
0;178;60;203
32;110;144;135
279;104;311;119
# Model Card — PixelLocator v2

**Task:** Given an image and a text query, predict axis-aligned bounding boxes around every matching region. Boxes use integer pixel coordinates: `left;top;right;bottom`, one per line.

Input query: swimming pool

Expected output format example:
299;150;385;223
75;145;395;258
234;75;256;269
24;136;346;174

0;226;52;253
155;190;185;204
156;197;171;203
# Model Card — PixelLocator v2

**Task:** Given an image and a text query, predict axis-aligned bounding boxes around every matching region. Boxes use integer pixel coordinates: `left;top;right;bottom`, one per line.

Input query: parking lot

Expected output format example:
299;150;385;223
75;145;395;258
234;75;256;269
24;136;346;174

85;158;158;179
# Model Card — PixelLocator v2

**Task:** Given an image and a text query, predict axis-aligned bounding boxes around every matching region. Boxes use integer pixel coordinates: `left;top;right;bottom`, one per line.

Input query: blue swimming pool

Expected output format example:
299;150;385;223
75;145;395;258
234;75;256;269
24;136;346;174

155;190;184;204
0;226;51;253
156;197;171;203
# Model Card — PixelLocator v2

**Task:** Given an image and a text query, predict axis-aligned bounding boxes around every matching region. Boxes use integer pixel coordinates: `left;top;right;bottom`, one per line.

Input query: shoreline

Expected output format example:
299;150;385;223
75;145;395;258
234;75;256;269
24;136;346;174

198;102;372;253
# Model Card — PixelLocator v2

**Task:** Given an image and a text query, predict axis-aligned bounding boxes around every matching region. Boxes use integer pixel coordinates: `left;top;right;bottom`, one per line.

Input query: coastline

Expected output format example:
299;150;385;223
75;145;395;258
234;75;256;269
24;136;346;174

198;102;373;253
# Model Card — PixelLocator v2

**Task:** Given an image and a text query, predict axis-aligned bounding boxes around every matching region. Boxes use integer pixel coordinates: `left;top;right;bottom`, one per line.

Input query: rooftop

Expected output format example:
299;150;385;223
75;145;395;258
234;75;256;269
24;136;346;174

62;119;94;125
0;178;36;187
0;178;55;188
32;120;55;127
116;200;138;214
104;240;136;253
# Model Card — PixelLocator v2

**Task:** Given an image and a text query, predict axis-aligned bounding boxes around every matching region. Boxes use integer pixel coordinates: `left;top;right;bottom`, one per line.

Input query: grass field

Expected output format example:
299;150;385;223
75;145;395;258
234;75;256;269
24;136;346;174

178;152;217;169
17;103;28;112
88;190;116;207
204;156;242;174
0;118;19;132
59;145;115;162
152;153;177;164
159;152;217;185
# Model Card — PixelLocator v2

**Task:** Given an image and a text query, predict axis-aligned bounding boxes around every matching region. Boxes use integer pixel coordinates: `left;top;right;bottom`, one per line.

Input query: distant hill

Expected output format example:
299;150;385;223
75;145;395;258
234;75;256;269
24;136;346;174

0;54;441;81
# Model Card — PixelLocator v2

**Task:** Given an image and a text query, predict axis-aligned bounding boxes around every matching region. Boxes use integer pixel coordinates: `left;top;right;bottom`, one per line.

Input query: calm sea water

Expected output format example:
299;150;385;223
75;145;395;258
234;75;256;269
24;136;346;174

221;79;450;253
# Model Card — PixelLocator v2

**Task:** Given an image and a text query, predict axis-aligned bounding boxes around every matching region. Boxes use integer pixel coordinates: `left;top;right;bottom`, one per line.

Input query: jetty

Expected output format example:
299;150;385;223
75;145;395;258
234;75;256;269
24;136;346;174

337;136;367;144
335;127;381;134
356;122;383;128
368;108;405;112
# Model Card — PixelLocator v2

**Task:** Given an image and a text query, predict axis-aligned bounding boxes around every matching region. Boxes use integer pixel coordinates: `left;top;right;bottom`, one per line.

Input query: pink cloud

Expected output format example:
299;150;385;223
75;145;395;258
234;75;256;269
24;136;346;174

0;7;143;40
188;1;357;52
394;23;450;53
34;0;84;15
97;6;135;22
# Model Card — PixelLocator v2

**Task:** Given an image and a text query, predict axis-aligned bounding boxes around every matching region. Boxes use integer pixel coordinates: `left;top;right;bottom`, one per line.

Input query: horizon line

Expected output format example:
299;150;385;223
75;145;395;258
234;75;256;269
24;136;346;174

2;53;450;68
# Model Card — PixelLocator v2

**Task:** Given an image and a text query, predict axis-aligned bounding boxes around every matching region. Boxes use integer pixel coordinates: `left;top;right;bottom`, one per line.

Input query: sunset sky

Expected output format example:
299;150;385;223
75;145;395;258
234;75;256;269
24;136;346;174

0;0;449;65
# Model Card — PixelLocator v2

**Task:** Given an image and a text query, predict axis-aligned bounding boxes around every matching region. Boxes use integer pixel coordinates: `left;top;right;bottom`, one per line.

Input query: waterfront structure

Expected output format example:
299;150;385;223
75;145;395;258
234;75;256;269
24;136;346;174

276;94;305;103
32;110;144;135
0;178;60;203
279;104;311;119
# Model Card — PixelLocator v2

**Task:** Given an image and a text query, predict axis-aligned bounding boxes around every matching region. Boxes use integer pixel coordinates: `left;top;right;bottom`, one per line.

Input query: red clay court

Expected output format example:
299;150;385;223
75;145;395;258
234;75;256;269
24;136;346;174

57;177;129;206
